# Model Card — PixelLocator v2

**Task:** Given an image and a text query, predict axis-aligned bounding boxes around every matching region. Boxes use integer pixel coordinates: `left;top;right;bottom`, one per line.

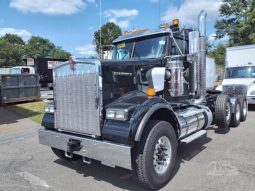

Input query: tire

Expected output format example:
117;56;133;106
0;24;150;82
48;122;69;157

215;94;231;128
230;97;241;127
51;147;80;161
134;120;177;190
238;95;248;122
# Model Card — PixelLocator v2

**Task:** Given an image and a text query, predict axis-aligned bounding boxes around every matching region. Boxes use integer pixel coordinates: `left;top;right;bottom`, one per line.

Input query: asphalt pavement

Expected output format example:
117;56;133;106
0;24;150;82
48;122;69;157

0;108;255;191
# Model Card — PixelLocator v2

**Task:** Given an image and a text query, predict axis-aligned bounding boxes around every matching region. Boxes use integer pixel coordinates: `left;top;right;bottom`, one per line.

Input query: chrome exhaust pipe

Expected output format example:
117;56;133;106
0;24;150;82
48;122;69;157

192;10;207;105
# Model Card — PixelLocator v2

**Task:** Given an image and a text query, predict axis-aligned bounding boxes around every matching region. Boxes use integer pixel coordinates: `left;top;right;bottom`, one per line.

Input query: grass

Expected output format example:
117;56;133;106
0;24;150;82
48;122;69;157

7;101;48;124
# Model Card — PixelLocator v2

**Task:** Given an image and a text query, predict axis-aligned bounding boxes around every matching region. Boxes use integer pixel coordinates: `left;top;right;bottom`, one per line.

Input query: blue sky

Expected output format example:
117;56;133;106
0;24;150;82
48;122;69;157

0;0;224;57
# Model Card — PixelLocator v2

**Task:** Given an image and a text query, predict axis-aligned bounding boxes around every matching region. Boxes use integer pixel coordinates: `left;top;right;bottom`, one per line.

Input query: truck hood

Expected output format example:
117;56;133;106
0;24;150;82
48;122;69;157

222;78;255;87
101;59;162;105
221;78;255;96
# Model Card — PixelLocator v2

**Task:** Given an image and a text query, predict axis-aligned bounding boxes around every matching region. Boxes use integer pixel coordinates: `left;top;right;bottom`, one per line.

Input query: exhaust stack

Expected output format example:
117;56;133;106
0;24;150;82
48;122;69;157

192;10;207;104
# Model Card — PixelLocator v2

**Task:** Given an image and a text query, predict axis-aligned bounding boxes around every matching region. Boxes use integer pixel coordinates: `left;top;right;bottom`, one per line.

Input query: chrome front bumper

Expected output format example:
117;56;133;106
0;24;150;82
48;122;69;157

38;128;132;170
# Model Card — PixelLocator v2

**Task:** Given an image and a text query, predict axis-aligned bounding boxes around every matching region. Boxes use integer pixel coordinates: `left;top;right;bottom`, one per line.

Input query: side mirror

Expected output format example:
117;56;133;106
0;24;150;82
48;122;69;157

189;31;199;54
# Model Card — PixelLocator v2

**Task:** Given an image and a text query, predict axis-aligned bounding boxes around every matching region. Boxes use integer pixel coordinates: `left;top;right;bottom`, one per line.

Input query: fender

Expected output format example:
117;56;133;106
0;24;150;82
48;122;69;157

102;91;181;144
133;103;179;141
131;98;180;141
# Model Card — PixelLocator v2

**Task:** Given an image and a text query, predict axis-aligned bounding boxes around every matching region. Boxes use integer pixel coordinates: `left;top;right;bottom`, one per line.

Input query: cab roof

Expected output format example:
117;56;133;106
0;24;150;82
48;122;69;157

112;28;171;44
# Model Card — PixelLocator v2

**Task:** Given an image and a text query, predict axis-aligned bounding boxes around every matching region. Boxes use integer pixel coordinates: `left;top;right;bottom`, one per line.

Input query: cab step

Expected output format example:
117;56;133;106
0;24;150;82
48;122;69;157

180;130;207;144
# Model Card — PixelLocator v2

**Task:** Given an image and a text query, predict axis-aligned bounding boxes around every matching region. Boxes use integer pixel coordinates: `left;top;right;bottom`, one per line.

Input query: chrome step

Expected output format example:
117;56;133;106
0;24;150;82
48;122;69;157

180;130;207;144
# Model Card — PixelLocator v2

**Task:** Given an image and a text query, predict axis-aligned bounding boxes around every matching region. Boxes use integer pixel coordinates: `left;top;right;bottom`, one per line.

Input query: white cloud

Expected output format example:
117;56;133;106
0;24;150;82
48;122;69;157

9;0;87;15
161;0;222;25
208;33;229;45
108;18;130;29
104;9;139;18
75;44;97;57
117;20;130;29
104;9;139;30
0;27;32;41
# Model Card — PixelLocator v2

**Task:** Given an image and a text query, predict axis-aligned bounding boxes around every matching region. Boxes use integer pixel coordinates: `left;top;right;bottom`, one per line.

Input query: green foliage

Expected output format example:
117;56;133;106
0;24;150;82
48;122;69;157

94;22;122;53
48;46;71;59
0;34;70;67
25;36;55;58
208;44;227;66
215;0;255;46
0;34;25;66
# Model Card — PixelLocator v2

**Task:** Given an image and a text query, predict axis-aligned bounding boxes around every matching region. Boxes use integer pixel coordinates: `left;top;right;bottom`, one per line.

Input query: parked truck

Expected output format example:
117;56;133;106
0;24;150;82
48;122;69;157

26;58;67;89
216;44;255;104
38;11;247;190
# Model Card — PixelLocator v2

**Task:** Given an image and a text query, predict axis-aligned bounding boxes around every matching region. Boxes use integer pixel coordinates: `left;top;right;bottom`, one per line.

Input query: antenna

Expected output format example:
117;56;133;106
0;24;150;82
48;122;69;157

159;0;161;23
99;0;102;59
180;0;183;27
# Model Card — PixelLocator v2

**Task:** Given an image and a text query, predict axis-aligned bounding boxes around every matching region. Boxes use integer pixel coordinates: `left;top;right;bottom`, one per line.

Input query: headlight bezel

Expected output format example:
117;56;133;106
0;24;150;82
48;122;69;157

106;108;129;121
45;103;55;114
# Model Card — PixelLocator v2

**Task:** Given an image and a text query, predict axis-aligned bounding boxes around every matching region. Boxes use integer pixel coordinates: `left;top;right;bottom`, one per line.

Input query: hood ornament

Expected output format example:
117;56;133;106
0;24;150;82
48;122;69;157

68;56;76;71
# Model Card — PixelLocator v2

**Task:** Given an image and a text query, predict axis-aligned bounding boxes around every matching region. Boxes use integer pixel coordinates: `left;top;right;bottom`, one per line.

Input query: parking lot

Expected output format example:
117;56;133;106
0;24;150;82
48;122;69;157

0;108;255;191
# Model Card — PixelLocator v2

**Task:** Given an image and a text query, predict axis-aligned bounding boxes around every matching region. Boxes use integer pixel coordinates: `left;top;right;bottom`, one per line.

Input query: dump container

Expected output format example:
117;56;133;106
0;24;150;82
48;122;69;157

0;74;40;105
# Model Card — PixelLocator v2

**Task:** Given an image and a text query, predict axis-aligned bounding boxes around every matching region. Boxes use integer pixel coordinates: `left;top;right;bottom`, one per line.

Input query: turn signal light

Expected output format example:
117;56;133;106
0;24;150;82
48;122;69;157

173;19;179;25
147;88;156;99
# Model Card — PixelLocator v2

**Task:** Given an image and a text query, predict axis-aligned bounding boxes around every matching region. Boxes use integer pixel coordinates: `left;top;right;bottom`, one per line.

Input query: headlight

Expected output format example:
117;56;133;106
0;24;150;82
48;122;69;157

106;108;128;121
45;103;55;114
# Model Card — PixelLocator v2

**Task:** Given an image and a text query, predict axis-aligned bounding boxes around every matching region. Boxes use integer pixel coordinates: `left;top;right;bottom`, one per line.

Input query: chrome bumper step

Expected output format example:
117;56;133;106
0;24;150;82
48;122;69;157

180;130;207;144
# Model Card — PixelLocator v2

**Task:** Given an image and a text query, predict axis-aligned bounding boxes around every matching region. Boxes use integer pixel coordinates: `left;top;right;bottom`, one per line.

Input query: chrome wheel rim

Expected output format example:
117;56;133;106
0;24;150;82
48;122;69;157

153;136;171;175
243;101;247;117
236;103;240;120
226;102;231;121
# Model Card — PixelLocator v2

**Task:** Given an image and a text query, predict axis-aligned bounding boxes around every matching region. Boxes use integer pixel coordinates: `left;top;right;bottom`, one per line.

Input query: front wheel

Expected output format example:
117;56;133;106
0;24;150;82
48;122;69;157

134;120;177;190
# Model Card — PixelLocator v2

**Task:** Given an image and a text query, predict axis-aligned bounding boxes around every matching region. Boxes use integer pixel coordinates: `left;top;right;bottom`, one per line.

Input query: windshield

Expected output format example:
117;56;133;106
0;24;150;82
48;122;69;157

10;68;21;74
226;66;255;78
112;35;167;60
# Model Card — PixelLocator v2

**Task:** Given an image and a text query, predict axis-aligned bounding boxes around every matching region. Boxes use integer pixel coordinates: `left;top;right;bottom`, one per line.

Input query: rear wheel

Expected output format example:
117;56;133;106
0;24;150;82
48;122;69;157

51;147;79;161
230;97;241;127
134;120;177;190
215;95;231;128
238;95;248;122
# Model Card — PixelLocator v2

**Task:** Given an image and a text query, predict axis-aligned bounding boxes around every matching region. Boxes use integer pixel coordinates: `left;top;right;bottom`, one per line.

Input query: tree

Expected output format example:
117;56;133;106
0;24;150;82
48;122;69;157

25;36;71;59
0;34;25;67
93;22;122;54
25;36;55;58
240;0;255;43
208;44;226;66
48;46;71;59
215;0;255;46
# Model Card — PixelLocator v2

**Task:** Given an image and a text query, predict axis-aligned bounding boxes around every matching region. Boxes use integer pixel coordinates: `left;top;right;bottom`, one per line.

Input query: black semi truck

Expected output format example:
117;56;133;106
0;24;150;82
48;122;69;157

26;57;67;89
38;11;247;190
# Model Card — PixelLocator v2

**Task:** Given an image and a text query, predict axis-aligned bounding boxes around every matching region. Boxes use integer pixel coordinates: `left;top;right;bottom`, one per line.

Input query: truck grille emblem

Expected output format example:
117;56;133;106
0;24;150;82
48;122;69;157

68;56;75;71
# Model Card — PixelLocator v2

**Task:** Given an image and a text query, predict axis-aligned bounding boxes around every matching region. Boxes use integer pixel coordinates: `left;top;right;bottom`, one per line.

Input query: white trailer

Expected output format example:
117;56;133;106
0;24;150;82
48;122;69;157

217;44;255;104
226;44;255;67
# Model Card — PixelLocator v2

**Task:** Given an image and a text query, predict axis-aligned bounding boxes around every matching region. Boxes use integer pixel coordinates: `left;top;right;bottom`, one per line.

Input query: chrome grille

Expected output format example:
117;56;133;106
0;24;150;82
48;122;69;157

54;62;101;136
223;85;247;96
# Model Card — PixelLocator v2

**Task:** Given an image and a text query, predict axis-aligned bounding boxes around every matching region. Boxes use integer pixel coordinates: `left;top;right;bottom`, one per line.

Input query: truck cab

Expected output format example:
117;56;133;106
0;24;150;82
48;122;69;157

217;65;255;104
39;11;247;190
10;66;35;75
